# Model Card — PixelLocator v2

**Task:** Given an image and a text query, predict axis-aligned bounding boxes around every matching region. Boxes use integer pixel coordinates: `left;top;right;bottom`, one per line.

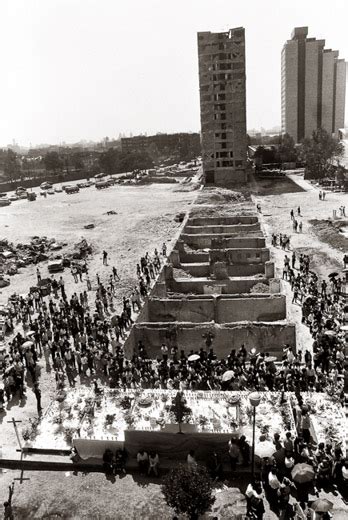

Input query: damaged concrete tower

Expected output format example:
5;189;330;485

197;28;247;187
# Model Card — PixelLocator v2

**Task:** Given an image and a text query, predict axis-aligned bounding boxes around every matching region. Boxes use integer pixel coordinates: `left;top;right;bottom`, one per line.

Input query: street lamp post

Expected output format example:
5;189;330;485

249;392;261;478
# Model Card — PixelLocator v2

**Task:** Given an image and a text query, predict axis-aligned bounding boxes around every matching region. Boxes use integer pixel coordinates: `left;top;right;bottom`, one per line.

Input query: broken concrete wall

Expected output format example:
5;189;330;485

176;262;265;278
148;297;214;323
187;216;258;226
147;294;286;323
216;295;286;322
184;223;261;234
128;322;296;359
182;234;265;250
210;248;270;265
169;277;274;295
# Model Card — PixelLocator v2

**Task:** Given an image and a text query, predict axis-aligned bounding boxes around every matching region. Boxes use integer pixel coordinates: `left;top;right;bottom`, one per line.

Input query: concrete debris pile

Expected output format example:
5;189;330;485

0;237;66;278
59;239;93;266
251;282;270;293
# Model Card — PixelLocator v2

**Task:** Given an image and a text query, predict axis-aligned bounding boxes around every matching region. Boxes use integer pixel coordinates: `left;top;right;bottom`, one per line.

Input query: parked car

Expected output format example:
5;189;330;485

48;259;64;273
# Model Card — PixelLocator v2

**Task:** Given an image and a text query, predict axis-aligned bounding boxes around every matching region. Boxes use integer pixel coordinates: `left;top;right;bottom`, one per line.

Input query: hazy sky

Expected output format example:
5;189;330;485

0;0;347;147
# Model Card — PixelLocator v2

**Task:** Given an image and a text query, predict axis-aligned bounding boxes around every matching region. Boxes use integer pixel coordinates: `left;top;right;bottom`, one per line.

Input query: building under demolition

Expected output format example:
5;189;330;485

197;28;247;187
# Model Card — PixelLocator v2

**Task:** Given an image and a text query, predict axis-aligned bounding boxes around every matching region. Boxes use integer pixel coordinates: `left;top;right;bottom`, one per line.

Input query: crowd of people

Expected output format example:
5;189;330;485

281;249;347;392
1;246;346;414
0;247;166;412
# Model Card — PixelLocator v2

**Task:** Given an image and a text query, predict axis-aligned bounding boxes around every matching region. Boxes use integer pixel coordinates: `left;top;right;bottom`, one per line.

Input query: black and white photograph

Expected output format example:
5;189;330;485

0;1;347;518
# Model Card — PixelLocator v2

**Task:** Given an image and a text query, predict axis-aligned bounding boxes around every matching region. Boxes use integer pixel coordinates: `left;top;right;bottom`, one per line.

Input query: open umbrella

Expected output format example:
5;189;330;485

328;272;339;278
310;498;333;513
188;354;200;362
22;340;34;348
291;463;315;483
265;356;277;363
222;370;235;382
324;330;336;336
254;440;275;459
26;330;35;337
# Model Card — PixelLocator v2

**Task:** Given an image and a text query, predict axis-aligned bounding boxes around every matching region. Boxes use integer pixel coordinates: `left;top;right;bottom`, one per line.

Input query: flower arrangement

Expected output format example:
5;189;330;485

124;410;135;427
198;415;208;427
120;396;132;410
22;417;40;441
64;427;77;445
105;414;115;426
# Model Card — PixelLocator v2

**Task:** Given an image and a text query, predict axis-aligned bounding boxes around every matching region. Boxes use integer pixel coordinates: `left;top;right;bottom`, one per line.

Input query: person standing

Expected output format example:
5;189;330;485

3;482;14;520
33;382;42;414
228;438;240;472
103;251;108;265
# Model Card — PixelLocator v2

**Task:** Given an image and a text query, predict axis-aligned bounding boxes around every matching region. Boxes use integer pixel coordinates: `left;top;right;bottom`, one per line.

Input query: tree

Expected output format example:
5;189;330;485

278;133;297;162
71;152;85;171
253;145;277;164
300;128;344;179
3;149;21;181
44;151;63;174
169;391;192;433
99;148;154;174
162;464;215;520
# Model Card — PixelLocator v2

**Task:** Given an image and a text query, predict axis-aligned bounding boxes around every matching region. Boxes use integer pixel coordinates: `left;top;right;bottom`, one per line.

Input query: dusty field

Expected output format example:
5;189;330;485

309;218;348;253
0;184;197;302
248;172;305;196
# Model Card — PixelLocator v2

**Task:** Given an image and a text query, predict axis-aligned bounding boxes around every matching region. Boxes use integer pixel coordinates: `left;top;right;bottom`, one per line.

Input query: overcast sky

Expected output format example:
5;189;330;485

0;0;347;147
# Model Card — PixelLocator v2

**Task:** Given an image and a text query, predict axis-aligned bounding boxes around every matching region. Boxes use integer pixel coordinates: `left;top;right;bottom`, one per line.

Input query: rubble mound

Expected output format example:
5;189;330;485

251;282;269;293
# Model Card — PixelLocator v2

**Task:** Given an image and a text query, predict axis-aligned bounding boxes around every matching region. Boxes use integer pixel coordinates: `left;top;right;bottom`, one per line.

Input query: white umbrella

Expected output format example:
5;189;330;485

222;370;235;382
324;330;336;336
254;439;275;459
188;354;200;361
22;340;34;348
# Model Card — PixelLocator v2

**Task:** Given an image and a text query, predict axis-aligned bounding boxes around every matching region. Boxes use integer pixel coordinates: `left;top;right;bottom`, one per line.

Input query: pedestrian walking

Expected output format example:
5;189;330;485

103;251;108;265
33;382;42;414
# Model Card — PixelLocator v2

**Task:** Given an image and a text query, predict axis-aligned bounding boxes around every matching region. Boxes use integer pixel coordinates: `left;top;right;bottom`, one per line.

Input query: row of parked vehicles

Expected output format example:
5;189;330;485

0;174;118;206
0;186;37;206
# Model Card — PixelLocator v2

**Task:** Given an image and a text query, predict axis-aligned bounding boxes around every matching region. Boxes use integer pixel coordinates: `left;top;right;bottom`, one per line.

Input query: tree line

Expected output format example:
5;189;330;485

251;129;346;180
0;137;201;183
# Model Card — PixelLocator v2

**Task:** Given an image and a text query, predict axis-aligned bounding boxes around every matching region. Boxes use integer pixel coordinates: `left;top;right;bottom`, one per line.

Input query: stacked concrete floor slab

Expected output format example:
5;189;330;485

124;190;296;360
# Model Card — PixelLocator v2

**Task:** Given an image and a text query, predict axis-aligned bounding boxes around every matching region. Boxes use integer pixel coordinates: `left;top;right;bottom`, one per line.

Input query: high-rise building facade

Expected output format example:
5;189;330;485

281;27;346;142
197;28;247;186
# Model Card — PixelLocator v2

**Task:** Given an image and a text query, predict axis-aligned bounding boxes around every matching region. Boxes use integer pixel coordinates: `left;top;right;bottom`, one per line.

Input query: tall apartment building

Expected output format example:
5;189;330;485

197;28;247;186
281;27;346;142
